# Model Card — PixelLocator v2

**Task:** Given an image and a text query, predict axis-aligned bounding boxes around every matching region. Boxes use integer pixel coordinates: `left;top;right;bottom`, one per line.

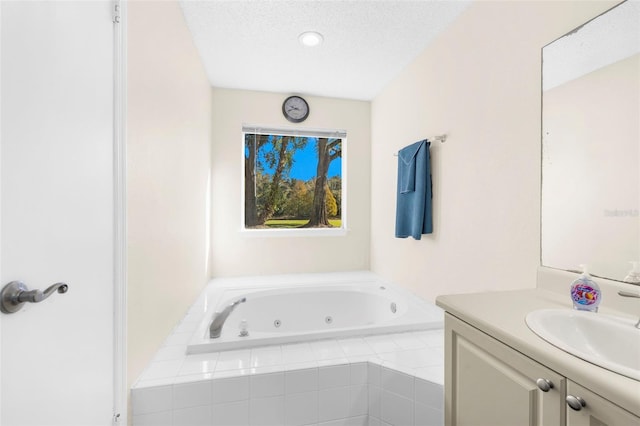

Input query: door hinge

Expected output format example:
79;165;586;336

112;2;121;24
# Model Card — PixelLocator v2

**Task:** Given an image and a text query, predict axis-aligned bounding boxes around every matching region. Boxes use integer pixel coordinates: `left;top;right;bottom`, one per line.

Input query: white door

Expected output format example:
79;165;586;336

1;1;118;424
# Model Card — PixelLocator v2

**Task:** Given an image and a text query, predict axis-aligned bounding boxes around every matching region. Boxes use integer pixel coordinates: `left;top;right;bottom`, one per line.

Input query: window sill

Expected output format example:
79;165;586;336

239;227;348;238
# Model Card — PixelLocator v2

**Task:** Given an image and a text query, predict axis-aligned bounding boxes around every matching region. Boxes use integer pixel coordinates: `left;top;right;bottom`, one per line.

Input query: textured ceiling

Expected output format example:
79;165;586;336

180;0;471;101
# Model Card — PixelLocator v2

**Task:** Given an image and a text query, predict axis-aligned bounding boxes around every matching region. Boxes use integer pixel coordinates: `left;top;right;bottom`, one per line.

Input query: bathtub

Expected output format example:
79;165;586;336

187;271;443;354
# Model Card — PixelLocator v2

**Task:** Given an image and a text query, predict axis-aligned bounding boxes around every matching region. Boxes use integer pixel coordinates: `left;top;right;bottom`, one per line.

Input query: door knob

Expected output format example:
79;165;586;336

1;281;69;314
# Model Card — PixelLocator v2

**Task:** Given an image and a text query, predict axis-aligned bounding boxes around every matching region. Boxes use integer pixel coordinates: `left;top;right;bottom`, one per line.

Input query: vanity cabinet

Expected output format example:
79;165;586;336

445;313;565;426
445;313;640;426
566;381;640;426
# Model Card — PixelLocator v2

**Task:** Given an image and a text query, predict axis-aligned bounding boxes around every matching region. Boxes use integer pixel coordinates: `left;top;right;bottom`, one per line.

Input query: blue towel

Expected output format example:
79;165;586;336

395;140;432;240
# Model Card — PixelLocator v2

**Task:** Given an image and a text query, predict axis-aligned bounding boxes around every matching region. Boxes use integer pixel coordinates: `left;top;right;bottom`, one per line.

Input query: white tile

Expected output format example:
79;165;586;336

174;372;214;385
432;346;445;360
318;357;350;368
367;363;381;387
285;360;319;372
381;367;414;399
212;400;249;426
213;368;253;379
282;343;317;364
368;386;381;420
414;366;444;386
131;385;172;416
140;359;183;381
310;339;347;360
285;367;318;394
319;364;350;389
212;375;250;404
415;402;444;426
368;417;382;426
347;355;374;364
285;391;319;426
251;346;283;368
173;380;212;409
381;361;416;378
251;372;285;398
215;349;252;371
319;416;368;426
153;344;188;362
378;348;441;369
393;333;427;350
381;390;413;426
364;336;400;354
134;377;175;389
132;410;172;426
414;330;444;347
179;353;219;376
348;416;369;426
249;395;285;426
337;338;375;356
165;331;192;346
350;362;368;385
348;385;368;416
319;386;349;423
250;364;287;375
414;378;444;410
173;404;212;426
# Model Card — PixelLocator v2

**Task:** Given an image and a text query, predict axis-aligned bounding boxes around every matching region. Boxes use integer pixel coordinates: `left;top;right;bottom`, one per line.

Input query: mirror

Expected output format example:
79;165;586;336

541;0;640;283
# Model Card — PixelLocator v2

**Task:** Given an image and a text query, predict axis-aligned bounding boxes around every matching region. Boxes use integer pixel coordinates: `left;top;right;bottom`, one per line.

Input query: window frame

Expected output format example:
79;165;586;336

240;125;348;237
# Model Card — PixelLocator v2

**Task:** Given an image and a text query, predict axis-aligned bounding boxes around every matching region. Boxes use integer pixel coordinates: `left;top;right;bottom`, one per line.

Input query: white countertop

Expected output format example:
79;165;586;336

436;288;640;417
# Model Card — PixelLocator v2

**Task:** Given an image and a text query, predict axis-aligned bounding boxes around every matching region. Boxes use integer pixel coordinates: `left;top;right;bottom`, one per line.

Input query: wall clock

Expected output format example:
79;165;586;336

282;95;310;123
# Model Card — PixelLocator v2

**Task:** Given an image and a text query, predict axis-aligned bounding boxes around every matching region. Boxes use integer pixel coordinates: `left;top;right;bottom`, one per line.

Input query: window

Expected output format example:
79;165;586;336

243;126;345;234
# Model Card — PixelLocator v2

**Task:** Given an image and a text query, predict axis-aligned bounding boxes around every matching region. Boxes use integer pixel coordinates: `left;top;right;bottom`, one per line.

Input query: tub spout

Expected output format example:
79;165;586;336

209;297;246;338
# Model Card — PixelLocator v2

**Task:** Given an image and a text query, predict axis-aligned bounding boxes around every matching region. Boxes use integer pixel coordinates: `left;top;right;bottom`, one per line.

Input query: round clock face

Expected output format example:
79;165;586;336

282;96;309;123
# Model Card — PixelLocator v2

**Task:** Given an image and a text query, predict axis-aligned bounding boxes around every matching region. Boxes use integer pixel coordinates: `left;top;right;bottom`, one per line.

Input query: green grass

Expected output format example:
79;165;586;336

264;219;342;228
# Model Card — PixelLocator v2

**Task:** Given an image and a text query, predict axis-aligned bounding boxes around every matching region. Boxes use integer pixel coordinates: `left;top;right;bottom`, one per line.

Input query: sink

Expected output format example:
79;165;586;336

525;309;640;381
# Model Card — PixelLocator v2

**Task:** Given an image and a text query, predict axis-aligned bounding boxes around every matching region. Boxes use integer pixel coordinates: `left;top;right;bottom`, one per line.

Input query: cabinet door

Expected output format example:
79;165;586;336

566;381;640;426
445;314;565;426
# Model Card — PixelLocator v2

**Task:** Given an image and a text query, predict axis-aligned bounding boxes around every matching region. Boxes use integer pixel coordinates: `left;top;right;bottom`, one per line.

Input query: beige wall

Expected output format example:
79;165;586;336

210;88;371;276
127;0;211;391
370;1;618;302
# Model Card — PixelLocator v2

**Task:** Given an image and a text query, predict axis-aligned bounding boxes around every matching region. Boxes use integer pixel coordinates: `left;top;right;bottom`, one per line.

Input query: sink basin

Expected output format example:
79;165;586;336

525;309;640;381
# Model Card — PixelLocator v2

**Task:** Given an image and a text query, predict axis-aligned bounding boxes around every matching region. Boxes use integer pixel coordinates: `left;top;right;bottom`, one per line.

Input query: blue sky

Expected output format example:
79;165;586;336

252;136;342;181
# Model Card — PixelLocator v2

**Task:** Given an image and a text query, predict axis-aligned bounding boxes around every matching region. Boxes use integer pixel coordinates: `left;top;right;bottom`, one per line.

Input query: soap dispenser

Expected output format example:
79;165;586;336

570;264;601;312
624;261;640;284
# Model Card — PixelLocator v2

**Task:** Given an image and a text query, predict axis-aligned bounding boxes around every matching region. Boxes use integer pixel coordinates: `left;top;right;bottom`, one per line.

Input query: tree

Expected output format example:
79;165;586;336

257;136;290;223
283;179;312;218
327;176;342;216
245;134;309;227
257;136;308;224
305;138;341;227
325;185;338;217
244;134;267;227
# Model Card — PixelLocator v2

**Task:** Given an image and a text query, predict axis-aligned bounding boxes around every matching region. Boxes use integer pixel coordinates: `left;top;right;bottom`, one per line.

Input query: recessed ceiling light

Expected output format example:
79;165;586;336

299;31;324;47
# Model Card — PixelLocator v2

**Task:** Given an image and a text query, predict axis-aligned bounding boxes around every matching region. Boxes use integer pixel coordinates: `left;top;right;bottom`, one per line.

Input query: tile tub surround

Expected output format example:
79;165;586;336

131;330;445;426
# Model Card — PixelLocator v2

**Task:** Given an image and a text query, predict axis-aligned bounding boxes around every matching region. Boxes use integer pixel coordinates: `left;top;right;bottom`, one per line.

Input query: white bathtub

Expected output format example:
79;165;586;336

187;271;443;354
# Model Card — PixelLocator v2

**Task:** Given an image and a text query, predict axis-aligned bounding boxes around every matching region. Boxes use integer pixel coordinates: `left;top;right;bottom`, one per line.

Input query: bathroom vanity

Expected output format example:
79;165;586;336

436;286;640;426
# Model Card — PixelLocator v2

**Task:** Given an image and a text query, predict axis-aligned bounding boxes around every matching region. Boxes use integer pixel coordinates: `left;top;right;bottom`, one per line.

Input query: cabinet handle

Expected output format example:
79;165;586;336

566;395;587;411
536;378;554;392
